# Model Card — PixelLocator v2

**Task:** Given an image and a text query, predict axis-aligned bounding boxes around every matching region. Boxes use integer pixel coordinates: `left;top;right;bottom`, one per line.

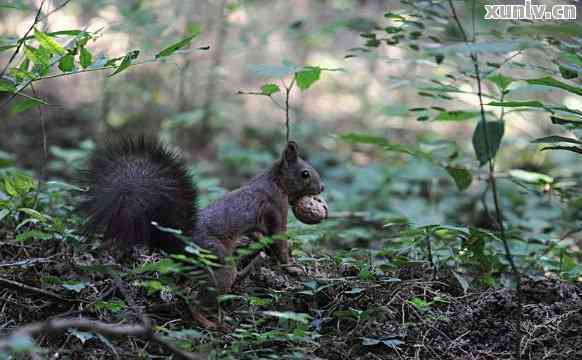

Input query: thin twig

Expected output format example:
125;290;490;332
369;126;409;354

236;91;285;111
0;257;55;268
283;77;296;142
424;230;436;280
0;58;157;110
483;51;522;78
0;318;205;360
44;0;72;19
0;277;75;303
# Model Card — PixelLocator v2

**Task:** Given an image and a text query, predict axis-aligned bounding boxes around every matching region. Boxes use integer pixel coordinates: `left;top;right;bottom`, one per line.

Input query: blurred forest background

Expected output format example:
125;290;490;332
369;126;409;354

2;0;582;358
1;0;580;227
2;0;582;247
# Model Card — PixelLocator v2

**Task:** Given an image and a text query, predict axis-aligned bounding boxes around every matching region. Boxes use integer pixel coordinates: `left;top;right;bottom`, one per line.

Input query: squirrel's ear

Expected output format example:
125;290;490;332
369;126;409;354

283;141;299;163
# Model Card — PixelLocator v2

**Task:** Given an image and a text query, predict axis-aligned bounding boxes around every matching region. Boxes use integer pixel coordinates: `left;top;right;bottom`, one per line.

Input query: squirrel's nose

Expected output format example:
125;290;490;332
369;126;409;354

320;183;325;193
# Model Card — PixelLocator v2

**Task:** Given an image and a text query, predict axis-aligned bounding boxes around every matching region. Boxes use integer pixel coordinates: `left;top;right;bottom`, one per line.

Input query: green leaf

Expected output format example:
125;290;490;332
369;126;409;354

384;12;405;21
49;30;88;37
340;133;385;145
4;176;17;196
155;32;200;58
0;209;9;223
472;121;504;166
18;207;48;223
531;136;582;145
33;28;65;56
19;57;30;71
92;299;126;313
0;44;17;52
539;145;582;154
10;172;36;193
218;294;245;303
551;115;582;126
10;67;35;82
15;230;51;242
385;26;402;34
408;297;431;310
560;52;582;67
108;51;136;77
559;65;578;80
446;166;473;191
434;110;480;122
58;54;75;72
507;23;582;38
0;79;16;92
10;98;46;115
142;280;163;295
295;66;321;91
261;311;311;324
79;47;92;68
487;100;545;108
525;76;582;96
487;73;513;92
0;3;30;10
509;169;553;184
260;83;280;95
138;258;183;274
24;45;49;67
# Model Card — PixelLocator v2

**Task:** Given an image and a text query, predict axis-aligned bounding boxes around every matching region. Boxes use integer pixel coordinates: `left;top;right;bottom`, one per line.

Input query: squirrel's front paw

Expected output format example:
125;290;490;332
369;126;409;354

280;263;306;277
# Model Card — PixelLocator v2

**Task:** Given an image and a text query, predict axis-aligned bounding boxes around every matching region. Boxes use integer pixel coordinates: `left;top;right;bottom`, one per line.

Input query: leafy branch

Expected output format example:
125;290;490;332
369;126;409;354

0;0;46;79
238;63;327;141
0;4;208;113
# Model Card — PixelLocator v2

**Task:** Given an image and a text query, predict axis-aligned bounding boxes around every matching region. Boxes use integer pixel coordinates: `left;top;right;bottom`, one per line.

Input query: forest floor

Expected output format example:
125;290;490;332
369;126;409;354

1;238;581;359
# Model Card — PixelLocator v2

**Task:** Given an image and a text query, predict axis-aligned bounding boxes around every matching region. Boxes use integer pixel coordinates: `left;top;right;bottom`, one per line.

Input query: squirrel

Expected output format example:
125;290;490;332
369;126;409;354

78;136;325;297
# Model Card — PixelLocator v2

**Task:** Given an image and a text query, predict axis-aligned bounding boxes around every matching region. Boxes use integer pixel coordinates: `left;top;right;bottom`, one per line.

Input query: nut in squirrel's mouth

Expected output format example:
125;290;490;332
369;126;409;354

292;193;329;225
291;190;323;204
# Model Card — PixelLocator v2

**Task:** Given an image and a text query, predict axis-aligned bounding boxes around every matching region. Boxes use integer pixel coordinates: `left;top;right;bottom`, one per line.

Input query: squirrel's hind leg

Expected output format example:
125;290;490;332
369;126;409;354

195;234;238;309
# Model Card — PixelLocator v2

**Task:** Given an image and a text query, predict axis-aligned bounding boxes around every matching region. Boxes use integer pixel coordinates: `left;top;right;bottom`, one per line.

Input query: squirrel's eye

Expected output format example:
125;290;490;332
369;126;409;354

301;170;310;179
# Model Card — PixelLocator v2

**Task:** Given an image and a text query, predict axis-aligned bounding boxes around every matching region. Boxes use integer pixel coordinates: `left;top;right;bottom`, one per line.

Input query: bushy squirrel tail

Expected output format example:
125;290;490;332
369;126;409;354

77;136;197;253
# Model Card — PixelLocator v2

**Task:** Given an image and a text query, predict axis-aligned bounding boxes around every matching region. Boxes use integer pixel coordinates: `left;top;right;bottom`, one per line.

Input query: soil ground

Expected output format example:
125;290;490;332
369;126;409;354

1;237;581;359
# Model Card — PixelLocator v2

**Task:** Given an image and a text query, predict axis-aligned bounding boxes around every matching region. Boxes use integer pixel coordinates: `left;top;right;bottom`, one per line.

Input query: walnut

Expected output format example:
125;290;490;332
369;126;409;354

292;195;328;224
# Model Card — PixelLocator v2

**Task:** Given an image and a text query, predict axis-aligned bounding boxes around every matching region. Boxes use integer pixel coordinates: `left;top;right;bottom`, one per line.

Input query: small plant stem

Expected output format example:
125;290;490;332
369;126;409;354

424;229;436;280
448;0;522;357
283;77;296;142
30;84;47;212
